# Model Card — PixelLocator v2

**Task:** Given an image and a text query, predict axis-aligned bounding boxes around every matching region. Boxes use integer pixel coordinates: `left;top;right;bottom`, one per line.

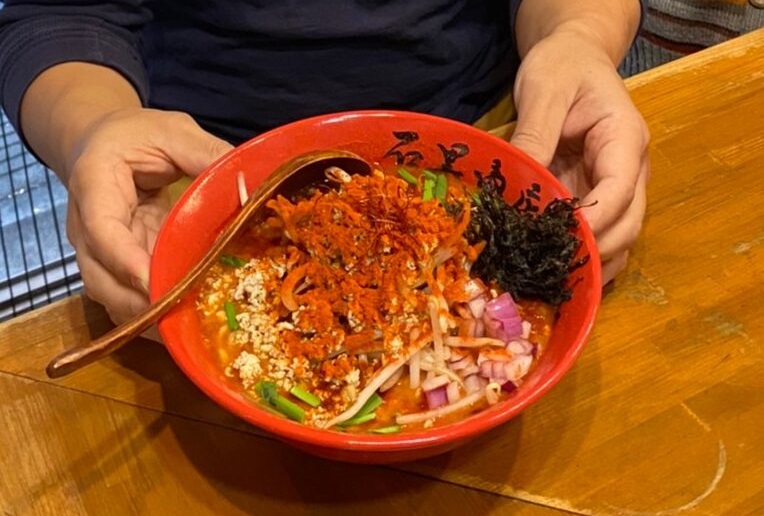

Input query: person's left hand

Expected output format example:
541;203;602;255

509;28;650;284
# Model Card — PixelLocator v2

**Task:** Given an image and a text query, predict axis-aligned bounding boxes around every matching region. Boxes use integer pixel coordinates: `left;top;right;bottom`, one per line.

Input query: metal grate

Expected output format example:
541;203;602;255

0;109;82;322
0;1;81;321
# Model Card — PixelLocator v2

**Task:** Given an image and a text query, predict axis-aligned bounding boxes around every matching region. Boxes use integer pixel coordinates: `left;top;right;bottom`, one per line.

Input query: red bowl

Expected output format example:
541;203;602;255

150;110;601;463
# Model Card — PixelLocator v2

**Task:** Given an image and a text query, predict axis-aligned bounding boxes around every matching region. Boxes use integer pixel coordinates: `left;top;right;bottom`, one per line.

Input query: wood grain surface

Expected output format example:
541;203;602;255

1;28;762;516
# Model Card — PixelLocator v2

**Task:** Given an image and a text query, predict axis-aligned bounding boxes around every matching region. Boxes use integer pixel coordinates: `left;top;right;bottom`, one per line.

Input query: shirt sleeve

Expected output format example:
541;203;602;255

0;1;153;135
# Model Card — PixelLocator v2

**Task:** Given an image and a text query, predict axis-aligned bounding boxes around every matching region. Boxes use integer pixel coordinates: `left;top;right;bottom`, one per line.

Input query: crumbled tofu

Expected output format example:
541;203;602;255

388;335;403;354
345;369;360;387
231;351;262;388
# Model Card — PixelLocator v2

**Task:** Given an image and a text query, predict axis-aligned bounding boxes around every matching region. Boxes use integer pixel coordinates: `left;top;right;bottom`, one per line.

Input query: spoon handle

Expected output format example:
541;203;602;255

45;291;178;378
45;150;369;379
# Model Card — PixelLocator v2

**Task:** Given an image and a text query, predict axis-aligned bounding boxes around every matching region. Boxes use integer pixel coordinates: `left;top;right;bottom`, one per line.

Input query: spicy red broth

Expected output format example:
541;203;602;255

196;165;561;434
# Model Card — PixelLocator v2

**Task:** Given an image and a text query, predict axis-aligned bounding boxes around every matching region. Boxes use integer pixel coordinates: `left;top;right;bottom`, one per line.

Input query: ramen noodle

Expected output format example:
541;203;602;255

196;165;559;433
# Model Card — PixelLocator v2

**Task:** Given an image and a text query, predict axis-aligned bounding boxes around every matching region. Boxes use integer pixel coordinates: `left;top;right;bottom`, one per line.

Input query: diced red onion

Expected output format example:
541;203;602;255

467;296;487;319
483;292;523;342
475;319;485;338
425;385;449;409
492;361;507;380
501;380;518;393
446;381;461;404
505;355;533;382
507;339;534;356
485;292;517;318
479;355;533;382
484;314;523;343
479;361;493;379
464;374;485;394
484;318;502;338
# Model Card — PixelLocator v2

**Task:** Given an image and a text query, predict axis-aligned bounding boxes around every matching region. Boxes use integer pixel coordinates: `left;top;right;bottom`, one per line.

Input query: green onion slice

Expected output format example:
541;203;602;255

337;392;383;427
242;390;288;418
422;177;435;201
224;301;239;331
289;385;321;408
370;425;401;435
423;170;437;181
434;173;447;202
220;254;247;268
255;381;305;423
338;411;376;427
396;167;418;185
357;392;383;417
258;401;287;418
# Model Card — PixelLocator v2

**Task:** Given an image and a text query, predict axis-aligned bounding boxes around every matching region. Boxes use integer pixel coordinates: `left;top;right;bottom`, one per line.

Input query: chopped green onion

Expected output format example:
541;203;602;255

370;425;401;435
470;192;482;205
289;385;321;408
434;173;448;202
422;177;435;201
255;381;305;422
258;401;288;418
357;392;383;417
220;254;247;267
397;167;418;185
224;301;239;331
423;170;437;181
242;390;288;418
337;392;383;428
338;411;376;427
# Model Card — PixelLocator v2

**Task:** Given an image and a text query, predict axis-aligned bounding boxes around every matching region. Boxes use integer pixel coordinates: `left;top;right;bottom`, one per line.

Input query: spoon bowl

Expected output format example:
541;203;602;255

45;150;371;379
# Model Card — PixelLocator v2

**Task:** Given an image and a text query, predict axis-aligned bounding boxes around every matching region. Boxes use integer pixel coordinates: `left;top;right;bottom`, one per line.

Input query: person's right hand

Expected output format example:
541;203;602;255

64;108;232;324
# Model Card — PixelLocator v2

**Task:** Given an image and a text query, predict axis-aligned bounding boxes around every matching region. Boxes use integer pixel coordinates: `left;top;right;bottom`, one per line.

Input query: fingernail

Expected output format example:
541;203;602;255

135;272;150;294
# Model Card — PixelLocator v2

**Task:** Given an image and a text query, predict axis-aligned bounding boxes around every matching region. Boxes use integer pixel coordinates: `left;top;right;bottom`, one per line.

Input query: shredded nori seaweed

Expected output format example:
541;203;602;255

465;181;589;305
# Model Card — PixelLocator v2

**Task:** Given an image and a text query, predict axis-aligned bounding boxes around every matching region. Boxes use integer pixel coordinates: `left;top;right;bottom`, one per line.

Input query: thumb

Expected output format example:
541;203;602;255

510;87;570;168
160;112;234;176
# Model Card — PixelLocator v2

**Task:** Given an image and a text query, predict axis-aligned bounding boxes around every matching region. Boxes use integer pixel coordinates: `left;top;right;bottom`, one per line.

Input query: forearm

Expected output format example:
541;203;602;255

514;0;641;64
19;62;142;184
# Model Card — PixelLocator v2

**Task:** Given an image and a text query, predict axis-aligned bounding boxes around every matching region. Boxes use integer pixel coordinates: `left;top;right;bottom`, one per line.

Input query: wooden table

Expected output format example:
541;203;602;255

2;29;763;516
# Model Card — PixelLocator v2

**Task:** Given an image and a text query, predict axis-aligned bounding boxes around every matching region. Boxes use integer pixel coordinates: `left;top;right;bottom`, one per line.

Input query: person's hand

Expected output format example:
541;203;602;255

510;29;650;284
64;108;233;324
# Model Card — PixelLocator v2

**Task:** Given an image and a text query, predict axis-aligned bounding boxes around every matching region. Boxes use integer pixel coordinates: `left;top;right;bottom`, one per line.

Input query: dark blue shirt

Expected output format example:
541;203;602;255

0;1;524;145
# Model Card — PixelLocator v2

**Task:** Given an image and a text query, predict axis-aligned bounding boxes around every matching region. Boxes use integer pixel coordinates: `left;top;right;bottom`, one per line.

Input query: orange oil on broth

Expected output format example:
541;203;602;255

195;167;558;432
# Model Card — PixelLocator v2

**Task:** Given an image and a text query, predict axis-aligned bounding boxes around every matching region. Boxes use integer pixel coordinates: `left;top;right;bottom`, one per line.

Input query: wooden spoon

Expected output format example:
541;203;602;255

46;150;372;379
